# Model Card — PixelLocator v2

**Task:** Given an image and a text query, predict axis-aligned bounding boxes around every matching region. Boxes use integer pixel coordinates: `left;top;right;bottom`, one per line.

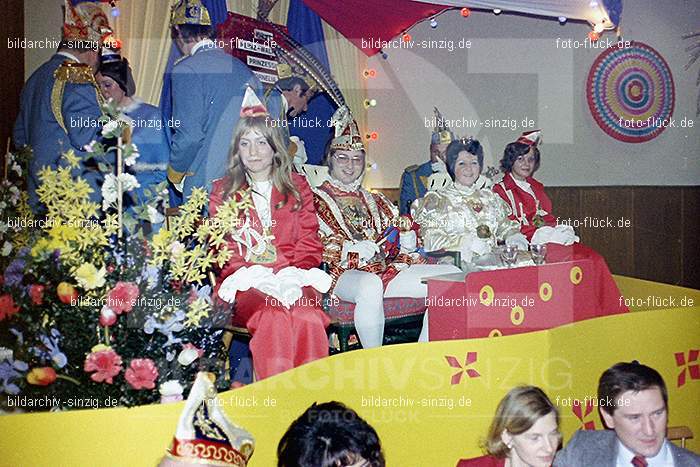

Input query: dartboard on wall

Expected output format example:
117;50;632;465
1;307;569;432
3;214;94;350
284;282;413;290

586;41;675;143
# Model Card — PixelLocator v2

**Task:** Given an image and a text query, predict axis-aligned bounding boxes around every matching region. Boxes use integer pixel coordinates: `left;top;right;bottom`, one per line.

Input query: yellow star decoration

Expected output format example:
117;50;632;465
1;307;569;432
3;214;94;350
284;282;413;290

151;187;251;285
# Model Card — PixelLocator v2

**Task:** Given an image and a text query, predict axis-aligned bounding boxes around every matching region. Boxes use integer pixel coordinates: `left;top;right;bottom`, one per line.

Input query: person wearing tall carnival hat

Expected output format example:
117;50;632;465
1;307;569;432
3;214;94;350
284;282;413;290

167;0;262;203
210;87;330;380
159;372;255;466
97;38;169;223
13;0;111;211
398;107;456;215
493;130;578;246
312;106;460;349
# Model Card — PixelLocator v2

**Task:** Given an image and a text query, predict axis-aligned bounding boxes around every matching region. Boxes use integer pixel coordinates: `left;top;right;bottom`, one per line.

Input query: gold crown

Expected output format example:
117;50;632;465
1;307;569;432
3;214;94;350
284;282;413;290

170;0;212;26
276;63;318;94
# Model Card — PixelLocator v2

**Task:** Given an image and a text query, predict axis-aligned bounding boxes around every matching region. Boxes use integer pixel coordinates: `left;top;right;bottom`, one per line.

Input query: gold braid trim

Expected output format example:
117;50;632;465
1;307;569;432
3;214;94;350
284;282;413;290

51;62;105;133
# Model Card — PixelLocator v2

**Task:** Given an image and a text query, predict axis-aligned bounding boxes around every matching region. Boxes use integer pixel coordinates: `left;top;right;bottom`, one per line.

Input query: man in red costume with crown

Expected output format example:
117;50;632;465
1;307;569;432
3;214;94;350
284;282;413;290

312;106;459;349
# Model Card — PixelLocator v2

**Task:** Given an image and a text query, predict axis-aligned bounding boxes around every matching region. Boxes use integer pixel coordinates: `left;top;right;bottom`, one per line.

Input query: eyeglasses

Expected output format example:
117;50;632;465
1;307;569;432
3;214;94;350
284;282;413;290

333;154;365;166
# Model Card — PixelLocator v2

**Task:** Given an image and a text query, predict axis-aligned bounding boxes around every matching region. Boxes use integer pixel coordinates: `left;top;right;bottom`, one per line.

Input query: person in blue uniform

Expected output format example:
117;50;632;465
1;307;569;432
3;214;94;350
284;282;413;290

399;107;455;215
13;1;111;211
166;0;262;202
96;46;169;217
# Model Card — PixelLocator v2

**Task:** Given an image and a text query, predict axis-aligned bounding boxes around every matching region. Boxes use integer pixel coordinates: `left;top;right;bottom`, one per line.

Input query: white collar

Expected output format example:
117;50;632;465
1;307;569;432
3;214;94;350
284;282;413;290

453;181;480;195
616;439;672;467
57;51;80;63
327;175;363;193
191;39;215;56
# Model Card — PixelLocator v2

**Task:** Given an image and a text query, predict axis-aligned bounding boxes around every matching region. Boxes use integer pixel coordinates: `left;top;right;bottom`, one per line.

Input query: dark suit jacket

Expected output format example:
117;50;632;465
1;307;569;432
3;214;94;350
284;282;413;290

553;430;700;467
169;43;261;198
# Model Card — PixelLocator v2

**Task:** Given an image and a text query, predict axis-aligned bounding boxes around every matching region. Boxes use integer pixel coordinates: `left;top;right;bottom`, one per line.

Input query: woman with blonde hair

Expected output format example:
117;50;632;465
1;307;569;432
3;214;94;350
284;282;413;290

457;386;561;467
210;87;329;380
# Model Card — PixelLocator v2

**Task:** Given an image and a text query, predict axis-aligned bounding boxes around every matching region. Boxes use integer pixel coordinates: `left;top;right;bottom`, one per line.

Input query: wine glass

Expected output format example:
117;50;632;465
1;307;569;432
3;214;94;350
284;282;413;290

501;245;519;268
530;243;547;265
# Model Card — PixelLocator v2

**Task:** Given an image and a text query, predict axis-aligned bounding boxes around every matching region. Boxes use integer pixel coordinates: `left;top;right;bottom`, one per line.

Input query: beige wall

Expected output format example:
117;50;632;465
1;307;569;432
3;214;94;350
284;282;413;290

24;0;63;78
364;0;700;187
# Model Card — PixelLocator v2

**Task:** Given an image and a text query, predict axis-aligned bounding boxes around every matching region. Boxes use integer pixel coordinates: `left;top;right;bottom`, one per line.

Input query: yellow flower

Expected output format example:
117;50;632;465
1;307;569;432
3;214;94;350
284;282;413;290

152;228;173;250
62;150;81;169
185;298;211;328
91;344;111;353
74;263;107;291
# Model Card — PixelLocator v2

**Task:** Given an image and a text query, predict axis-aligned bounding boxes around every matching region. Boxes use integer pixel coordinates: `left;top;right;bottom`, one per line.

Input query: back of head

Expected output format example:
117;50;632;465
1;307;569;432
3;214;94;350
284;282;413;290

277;76;311;95
484;386;559;458
598;361;668;416
277;401;385;467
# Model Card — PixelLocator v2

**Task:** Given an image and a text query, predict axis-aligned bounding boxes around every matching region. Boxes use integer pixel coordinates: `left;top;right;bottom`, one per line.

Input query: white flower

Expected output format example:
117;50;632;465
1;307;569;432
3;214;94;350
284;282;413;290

124;144;139;167
159;380;184;396
177;348;199;366
84;140;98;153
101;119;120;137
11;162;21;176
0;222;8;234
147;205;164;225
0;347;13;362
1;241;12;257
169;241;185;258
101;173;141;210
8;186;20;205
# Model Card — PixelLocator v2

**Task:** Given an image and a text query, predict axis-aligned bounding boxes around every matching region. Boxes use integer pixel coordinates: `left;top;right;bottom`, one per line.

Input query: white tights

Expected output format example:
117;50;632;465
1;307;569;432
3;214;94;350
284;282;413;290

333;264;460;348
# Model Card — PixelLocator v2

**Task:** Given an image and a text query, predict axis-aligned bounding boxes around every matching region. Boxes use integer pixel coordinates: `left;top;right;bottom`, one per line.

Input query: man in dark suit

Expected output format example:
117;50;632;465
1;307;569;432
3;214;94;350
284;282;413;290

554;361;700;466
398;107;454;215
166;0;261;201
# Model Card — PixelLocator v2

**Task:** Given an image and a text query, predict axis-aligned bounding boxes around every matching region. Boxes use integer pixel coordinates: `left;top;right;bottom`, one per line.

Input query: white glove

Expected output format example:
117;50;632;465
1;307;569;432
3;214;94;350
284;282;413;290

341;240;380;264
459;234;490;263
471;237;491;256
218;265;267;303
531;225;579;246
431;160;447;173
505;232;530;251
399;230;417;252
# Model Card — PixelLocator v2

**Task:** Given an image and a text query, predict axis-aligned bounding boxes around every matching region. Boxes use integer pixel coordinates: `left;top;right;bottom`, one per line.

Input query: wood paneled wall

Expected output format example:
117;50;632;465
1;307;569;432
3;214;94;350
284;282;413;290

1;0;24;153
376;186;700;289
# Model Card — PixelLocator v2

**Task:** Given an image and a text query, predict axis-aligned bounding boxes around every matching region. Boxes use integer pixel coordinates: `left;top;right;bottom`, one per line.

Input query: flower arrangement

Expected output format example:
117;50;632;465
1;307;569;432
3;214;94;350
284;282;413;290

0;103;253;411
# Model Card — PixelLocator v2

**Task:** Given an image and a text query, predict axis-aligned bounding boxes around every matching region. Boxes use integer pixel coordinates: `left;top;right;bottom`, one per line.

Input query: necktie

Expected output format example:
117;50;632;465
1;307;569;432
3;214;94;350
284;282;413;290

631;455;648;467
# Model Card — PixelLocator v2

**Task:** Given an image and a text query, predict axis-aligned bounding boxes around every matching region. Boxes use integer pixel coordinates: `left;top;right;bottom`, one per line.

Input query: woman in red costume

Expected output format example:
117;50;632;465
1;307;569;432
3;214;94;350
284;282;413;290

493;130;577;245
209;88;329;380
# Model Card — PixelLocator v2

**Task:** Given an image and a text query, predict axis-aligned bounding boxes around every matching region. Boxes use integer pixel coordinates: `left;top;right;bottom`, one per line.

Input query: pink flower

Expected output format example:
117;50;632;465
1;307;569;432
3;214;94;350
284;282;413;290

84;349;123;384
124;358;158;390
107;282;139;314
99;306;117;327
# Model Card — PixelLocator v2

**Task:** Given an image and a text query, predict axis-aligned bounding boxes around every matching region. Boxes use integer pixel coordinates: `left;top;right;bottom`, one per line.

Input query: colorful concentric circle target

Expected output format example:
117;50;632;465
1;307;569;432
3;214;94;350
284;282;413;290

586;41;674;143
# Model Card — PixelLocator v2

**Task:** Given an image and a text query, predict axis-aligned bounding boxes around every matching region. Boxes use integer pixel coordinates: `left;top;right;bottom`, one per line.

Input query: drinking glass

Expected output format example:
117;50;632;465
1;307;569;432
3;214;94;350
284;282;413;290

530;243;547;265
501;245;519;268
